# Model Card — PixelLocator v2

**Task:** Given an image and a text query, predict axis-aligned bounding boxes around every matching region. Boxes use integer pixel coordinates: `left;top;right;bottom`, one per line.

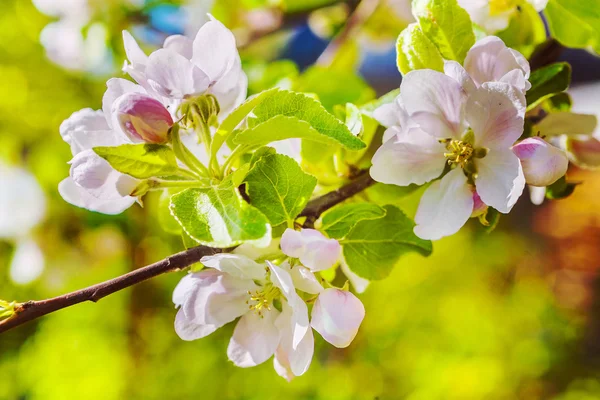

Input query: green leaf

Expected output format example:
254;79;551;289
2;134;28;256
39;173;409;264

545;0;600;54
244;154;317;226
411;0;476;63
293;66;375;112
246;60;299;95
480;208;501;234
497;3;546;58
545;176;579;200
396;23;444;75
341;205;433;280
158;189;182;235
170;177;271;248
526;63;571;110
320;203;387;239
234;90;366;150
93;144;184;179
214;88;279;155
534;112;598;137
545;93;572;112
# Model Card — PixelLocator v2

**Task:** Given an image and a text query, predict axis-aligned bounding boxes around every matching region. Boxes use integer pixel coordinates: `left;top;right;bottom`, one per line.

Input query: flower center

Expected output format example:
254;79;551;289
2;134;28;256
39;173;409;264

443;139;475;168
246;284;281;317
489;0;517;16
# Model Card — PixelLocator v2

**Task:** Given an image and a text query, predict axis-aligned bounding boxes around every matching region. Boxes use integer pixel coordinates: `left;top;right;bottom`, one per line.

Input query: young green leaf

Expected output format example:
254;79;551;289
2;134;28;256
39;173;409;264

234;115;366;150
234;90;366;150
341;205;433;280
158;189;182;235
93;144;184;179
319;203;387;239
545;176;579;200
534;112;597;137
396;23;444;75
411;0;476;63
497;2;546;58
244;154;317;226
526;63;572;109
545;0;600;54
169;177;271;248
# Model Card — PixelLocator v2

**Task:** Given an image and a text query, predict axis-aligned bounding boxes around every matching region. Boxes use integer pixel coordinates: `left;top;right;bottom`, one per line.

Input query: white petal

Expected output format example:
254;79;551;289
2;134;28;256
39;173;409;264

58;177;135;215
9;238;44;285
192;19;238;82
280;229;341;272
444;60;476;94
340;259;370;294
146;49;210;99
414;168;474;240
274;302;314;377
467;83;525;150
373;95;411;130
172;273;200;307
227;310;280;368
200;253;266;280
401;70;467;139
512;137;568;186
163;34;194;59
475;149;525;213
174;308;217;341
464;36;530;88
122;30;148;66
209;63;248;116
370;129;446;186
528;0;549;11
529;185;546;206
289;266;323;295
311;289;365;348
269;263;310;348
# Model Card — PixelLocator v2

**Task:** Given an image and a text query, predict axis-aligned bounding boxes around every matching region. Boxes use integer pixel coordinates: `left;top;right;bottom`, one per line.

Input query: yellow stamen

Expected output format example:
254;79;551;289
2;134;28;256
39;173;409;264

245;284;281;317
489;0;517;16
443;139;474;167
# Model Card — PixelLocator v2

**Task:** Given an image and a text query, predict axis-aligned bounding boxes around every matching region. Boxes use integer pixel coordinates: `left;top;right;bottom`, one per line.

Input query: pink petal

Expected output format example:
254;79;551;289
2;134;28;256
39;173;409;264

311;289;365;348
512;137;568;186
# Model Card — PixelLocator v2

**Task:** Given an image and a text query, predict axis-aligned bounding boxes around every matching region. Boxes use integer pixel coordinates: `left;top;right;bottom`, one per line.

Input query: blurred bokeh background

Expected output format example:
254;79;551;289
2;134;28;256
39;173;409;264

1;0;600;398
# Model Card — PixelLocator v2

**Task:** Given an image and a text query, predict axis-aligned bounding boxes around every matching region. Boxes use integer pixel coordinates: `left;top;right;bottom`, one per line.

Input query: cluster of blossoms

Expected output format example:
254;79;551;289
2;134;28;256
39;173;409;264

58;17;246;214
371;37;568;240
174;228;364;380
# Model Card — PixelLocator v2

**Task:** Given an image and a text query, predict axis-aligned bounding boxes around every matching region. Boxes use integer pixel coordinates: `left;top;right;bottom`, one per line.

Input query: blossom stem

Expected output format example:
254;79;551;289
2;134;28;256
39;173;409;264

0;170;373;334
170;125;210;177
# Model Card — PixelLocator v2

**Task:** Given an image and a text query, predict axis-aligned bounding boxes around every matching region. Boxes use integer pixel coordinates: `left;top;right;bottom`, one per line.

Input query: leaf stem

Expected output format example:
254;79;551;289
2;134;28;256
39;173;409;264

170;125;210;177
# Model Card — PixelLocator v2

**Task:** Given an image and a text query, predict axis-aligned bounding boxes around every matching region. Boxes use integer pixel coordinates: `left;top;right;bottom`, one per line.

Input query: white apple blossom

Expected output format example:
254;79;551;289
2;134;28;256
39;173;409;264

58;107;137;215
457;0;549;33
0;162;46;285
122;16;247;116
173;254;316;380
371;70;526;240
445;36;531;94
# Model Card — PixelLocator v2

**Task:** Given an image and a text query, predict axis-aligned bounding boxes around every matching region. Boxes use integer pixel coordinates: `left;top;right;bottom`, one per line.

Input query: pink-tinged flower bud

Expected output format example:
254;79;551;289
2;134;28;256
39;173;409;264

311;288;365;348
114;93;173;144
565;136;600;169
512;137;568;187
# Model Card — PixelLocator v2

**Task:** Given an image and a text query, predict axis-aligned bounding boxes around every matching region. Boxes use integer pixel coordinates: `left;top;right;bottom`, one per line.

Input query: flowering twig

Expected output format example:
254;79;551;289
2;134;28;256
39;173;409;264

0;170;374;334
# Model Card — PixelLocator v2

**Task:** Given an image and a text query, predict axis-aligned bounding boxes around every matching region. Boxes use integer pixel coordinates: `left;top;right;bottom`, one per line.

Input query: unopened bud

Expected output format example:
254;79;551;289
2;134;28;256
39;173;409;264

114;93;173;144
512;137;568;187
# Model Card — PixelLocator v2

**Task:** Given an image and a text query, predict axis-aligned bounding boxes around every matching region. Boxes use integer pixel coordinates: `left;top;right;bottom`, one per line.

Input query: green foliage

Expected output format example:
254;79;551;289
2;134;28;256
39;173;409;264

545;0;600;54
411;0;476;63
396;23;444;75
497;2;547;58
341;205;433;280
319;203;386;239
244;154;317;226
545;176;579;200
158;190;182;235
169;177;271;248
526;63;572;110
535;112;598;137
234;90;366;150
93;144;184;179
292;66;375;112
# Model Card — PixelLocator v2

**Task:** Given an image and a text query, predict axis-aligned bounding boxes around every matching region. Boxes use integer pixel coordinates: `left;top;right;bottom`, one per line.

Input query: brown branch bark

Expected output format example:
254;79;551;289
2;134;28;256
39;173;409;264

0;171;374;334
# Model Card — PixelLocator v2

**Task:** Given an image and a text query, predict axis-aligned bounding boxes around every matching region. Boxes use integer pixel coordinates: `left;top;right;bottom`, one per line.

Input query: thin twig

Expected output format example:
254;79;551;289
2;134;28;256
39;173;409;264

0;170;374;334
